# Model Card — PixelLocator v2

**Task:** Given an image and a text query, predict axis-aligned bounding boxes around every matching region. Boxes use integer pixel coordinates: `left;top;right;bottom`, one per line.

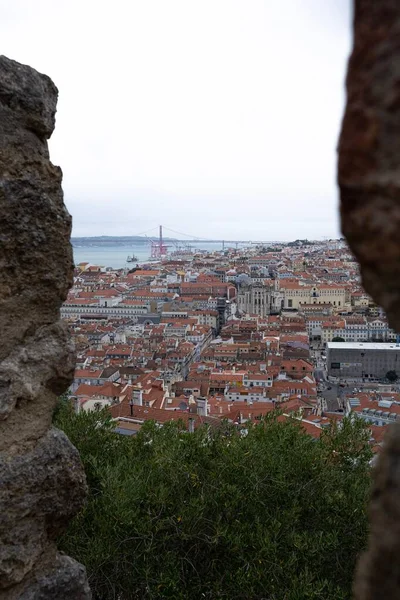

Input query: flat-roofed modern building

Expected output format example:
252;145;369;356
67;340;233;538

327;342;400;379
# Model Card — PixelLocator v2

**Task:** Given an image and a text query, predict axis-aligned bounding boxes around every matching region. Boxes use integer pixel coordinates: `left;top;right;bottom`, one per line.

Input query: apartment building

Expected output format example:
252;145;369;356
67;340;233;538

321;318;396;345
61;301;150;320
327;342;400;379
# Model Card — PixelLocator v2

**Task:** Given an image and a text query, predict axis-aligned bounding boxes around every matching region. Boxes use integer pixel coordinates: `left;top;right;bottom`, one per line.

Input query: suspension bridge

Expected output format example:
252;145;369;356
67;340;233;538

126;224;282;259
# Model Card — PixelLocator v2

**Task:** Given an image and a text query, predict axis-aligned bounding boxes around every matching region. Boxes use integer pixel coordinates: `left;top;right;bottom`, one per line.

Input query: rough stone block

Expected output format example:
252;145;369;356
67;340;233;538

0;55;90;598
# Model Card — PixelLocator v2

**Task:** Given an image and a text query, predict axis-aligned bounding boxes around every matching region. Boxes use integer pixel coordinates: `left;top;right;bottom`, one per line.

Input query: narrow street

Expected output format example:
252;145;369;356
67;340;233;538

314;353;344;412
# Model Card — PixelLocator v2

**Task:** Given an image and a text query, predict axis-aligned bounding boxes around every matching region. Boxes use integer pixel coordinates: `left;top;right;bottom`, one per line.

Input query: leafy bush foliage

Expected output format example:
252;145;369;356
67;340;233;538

386;370;398;382
55;403;372;600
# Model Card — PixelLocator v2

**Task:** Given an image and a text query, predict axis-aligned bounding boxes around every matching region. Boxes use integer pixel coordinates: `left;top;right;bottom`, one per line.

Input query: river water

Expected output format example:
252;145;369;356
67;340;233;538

72;242;227;269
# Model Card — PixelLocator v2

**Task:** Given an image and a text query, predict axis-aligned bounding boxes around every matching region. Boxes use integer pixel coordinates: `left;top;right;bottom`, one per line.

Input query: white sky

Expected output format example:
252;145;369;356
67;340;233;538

2;0;352;241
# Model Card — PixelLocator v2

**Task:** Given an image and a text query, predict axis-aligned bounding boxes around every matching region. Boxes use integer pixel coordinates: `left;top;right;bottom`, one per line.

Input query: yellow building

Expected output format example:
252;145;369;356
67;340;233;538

280;282;348;311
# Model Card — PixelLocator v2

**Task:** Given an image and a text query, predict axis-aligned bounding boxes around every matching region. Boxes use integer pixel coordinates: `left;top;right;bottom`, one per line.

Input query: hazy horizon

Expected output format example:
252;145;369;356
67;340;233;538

71;233;343;242
2;0;352;240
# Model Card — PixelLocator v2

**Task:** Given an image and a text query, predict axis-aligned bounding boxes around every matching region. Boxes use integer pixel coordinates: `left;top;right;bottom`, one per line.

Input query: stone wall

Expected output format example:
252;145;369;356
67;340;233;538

339;2;400;599
339;0;400;333
0;56;91;598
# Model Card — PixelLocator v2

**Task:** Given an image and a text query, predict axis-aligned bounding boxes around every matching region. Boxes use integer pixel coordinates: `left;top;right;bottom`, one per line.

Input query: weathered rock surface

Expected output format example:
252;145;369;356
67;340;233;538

0;55;75;444
354;424;400;600
0;55;90;597
339;2;400;599
0;429;87;588
338;1;400;332
9;555;91;600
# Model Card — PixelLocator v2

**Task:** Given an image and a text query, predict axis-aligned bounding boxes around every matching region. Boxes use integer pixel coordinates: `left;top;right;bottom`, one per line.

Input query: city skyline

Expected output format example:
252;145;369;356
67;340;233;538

2;0;352;240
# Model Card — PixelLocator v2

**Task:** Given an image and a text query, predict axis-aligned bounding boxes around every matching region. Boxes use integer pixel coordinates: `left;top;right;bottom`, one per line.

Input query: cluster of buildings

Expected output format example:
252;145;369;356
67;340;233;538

62;238;399;452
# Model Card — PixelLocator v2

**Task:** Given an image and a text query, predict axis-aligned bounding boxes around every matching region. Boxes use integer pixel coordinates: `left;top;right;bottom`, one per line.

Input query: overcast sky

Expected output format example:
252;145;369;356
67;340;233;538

2;0;352;241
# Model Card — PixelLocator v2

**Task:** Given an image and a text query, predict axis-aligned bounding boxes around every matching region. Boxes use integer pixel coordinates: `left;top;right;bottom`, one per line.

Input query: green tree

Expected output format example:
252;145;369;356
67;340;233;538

386;370;398;382
332;336;345;342
55;403;372;600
